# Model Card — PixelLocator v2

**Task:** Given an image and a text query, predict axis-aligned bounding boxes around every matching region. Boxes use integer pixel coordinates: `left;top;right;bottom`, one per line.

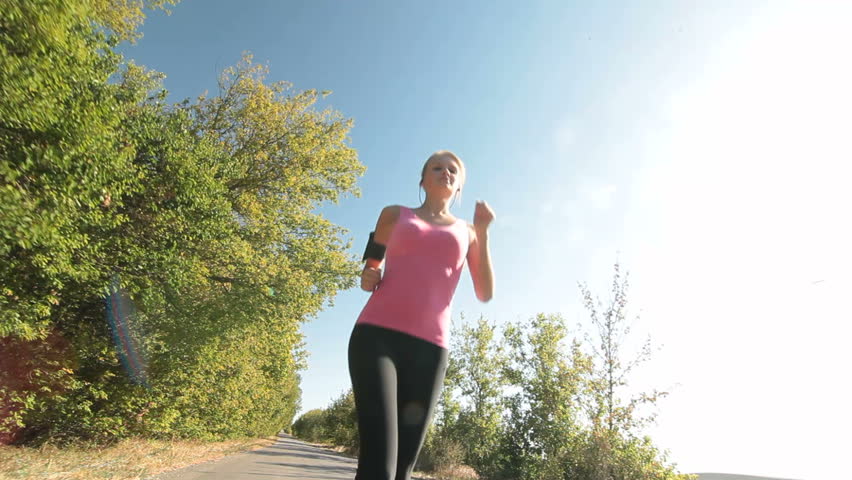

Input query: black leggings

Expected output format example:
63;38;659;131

348;324;448;480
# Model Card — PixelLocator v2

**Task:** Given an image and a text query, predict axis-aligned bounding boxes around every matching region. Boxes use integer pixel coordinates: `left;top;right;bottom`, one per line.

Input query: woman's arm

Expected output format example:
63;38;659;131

360;205;400;291
467;201;495;302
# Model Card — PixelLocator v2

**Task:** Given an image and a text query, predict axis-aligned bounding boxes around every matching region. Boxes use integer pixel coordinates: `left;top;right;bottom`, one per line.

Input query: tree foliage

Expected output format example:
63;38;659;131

435;264;691;480
291;408;326;443
1;0;364;444
432;314;509;478
291;389;358;454
321;389;358;452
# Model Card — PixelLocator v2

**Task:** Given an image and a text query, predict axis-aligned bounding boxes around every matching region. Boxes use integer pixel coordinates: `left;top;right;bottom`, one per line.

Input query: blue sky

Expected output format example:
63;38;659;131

122;2;851;479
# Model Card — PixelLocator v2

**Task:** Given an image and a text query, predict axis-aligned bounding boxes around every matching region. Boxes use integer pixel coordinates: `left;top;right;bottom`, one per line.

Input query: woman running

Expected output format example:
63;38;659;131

348;150;495;480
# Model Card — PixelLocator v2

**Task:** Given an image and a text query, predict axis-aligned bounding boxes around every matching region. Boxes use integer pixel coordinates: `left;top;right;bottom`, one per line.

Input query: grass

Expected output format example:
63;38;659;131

0;435;277;480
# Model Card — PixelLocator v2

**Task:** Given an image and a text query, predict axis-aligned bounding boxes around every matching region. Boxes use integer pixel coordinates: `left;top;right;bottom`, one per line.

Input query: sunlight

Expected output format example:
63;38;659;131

660;1;851;300
636;3;852;478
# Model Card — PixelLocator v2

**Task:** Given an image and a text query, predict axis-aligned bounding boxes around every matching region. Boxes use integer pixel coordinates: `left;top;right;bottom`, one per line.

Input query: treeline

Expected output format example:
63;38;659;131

1;0;364;444
294;265;694;480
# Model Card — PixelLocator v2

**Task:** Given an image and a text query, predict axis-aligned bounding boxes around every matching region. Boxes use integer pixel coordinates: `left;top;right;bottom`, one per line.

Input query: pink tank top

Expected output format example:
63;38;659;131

356;206;470;348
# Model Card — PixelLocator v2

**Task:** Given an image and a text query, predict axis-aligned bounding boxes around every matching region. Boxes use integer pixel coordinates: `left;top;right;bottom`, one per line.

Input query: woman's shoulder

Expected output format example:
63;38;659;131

381;204;403;217
377;205;403;225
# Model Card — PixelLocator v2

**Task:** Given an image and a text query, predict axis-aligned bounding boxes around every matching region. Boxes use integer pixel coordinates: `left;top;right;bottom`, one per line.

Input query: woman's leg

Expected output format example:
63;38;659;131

393;336;449;480
348;325;399;480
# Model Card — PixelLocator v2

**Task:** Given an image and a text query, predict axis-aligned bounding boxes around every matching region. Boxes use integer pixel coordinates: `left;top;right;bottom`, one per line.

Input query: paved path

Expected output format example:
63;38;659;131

153;433;363;480
151;434;789;480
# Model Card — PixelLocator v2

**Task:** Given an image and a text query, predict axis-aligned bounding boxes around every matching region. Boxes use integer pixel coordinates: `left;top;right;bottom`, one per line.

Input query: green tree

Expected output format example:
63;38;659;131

291;408;326;443
290;389;358;452
580;263;663;435
498;313;590;480
2;0;365;444
575;263;692;480
0;0;170;341
445;315;507;476
1;0;173;443
321;389;358;452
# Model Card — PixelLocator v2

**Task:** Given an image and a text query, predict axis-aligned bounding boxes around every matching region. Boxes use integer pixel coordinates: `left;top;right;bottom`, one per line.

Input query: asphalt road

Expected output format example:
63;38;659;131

152;433;364;480
150;433;798;480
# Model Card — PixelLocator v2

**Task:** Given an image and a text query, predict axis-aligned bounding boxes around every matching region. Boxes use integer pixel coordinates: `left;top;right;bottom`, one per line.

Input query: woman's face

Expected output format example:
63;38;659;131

421;154;462;197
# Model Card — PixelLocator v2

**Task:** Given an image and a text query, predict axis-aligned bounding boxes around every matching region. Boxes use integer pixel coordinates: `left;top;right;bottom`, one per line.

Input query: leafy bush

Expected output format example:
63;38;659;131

291;409;326;443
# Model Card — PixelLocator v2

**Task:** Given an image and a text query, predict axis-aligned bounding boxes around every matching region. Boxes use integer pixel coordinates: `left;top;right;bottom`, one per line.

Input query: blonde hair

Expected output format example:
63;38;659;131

420;150;465;206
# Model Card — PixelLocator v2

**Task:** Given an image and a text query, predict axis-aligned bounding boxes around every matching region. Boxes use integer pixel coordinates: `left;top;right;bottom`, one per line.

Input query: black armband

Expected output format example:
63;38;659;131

362;231;387;261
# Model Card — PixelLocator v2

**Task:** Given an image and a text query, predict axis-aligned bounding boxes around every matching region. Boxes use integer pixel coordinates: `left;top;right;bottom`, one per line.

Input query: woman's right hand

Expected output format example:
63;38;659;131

361;266;382;292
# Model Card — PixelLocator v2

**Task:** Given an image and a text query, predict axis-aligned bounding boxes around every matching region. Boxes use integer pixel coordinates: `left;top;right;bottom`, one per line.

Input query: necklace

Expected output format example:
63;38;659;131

421;208;447;218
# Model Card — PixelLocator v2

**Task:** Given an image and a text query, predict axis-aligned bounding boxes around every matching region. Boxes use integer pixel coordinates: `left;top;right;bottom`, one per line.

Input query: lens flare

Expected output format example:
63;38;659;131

104;275;149;388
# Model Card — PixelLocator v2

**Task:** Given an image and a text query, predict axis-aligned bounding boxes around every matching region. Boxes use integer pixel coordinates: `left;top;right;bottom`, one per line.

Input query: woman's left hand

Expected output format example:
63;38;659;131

473;200;495;231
